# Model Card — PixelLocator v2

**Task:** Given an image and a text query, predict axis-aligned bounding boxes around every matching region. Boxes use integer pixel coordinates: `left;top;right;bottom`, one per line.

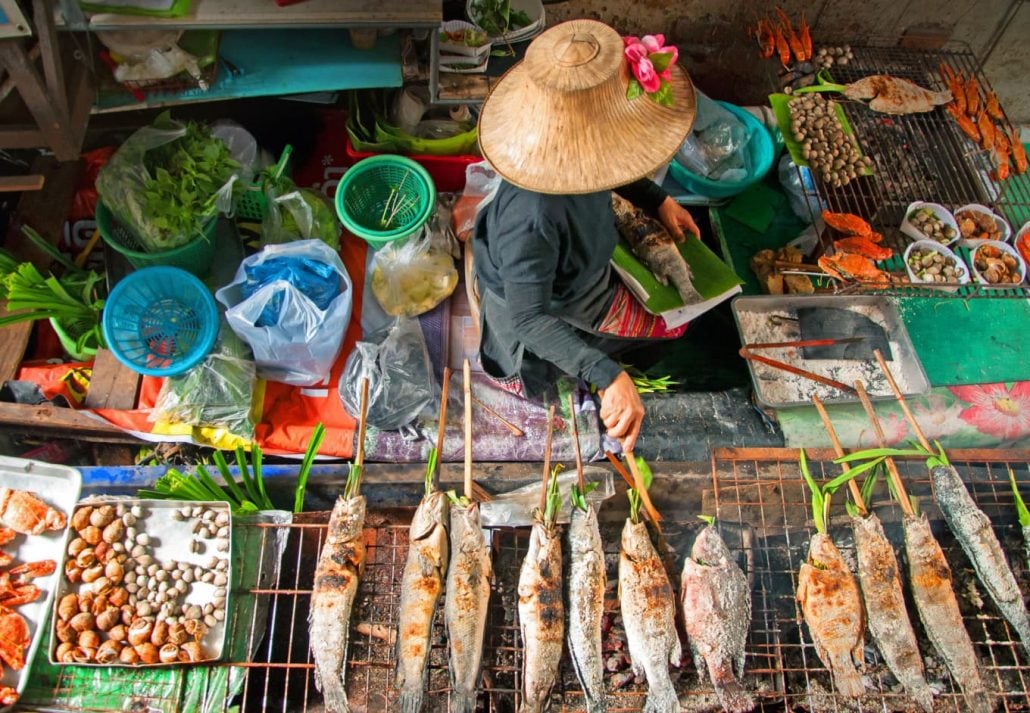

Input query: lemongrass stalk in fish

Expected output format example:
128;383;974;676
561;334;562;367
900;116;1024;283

310;495;366;713
931;464;1030;656
567;503;607;713
619;518;681;713
517;520;564;713
394;490;450;713
903;513;994;713
680;526;755;713
796;533;865;698
850;514;933;712
610;193;703;305
445;503;492;713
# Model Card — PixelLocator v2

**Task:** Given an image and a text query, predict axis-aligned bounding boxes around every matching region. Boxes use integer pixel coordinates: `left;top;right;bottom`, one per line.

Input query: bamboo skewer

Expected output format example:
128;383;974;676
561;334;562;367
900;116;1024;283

855;381;915;517
432;366;451;490
538;404;556;515
353;377;370;493
812;395;869;517
463;359;473;502
606;451;635;489
471;394;525;437
569;393;585;491
875;349;934;452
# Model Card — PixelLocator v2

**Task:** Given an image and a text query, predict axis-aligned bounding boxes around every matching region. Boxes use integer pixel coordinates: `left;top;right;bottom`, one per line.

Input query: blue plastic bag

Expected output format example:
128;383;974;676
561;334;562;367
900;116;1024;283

241;256;341;327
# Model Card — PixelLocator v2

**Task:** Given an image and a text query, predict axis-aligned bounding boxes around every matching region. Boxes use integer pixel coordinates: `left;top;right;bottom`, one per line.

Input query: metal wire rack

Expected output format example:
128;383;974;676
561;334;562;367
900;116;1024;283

220;449;1030;713
788;42;1030;298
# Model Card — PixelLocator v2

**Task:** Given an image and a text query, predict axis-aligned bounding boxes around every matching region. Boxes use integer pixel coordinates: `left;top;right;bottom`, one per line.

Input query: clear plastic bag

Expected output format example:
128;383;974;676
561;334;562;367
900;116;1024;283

216;240;353;386
676;91;753;181
777;154;825;222
450;160;501;242
260;179;340;249
338;317;435;430
370;228;458;317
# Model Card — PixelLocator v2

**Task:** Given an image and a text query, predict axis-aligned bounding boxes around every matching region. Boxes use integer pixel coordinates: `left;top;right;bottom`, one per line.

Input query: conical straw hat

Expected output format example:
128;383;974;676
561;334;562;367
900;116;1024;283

478;19;696;195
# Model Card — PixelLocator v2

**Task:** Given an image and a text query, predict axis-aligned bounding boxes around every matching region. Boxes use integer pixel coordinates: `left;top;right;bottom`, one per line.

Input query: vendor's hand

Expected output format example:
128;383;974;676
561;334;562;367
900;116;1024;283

598;371;645;452
657;196;701;242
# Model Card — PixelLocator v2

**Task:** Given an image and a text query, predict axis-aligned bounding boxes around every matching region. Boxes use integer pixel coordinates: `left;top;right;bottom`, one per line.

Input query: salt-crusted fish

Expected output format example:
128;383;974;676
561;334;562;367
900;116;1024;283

851;514;933;712
680;526;754;713
903;513;994;713
796;533;865;698
567;504;607;713
517;520;564;713
842;75;952;114
445;503;492;713
310;496;366;713
619;518;681;713
932;464;1030;656
395;490;450;713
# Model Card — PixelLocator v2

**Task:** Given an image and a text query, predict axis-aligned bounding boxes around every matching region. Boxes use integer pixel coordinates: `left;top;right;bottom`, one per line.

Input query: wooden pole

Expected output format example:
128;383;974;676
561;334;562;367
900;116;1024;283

855;381;915;517
569;393;585;491
463;359;473;501
875;349;933;452
812;395;868;516
432;366;450;490
538;404;555;515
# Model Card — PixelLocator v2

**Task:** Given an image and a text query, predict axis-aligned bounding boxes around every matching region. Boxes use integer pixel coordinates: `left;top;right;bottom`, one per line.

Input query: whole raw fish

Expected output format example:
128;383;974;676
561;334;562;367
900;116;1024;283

310;496;366;713
851;514;933;712
395;491;450;713
903;513;994;713
445;503;492;713
932;465;1030;656
611;193;703;305
567;505;607;713
517;521;564;713
680;526;754;713
619;519;681;713
796;533;864;698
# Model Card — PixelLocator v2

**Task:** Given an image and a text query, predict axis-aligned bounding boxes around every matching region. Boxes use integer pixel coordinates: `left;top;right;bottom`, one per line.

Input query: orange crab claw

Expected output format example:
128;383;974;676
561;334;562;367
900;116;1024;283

0;583;41;608
833;237;894;261
821;210;874;237
8;559;56;583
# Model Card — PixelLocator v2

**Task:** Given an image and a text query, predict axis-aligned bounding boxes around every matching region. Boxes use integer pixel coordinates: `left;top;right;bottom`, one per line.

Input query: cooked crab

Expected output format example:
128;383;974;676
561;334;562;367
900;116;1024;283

0;603;29;671
0;489;66;535
818;253;892;283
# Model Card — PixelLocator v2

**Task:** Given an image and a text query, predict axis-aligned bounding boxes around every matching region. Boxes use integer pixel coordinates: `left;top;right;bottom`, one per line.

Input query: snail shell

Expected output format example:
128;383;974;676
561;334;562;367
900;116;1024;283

67;537;88;558
81;564;104;584
90;593;109;616
108;624;128;642
69;611;95;633
134;642;159;664
105;560;124;584
59;646;80;663
120;605;135;626
108;586;129;608
81;525;102;546
178;641;204;663
159;643;180;664
55;641;75;661
151;620;169;647
71;506;93;532
94;541;110;563
90;505;116;529
90;576;113;596
78;591;94;613
56;620;76;644
102;519;125;545
119;646;140;665
95;607;120;632
75;548;97;569
72;646;94;664
183;619;209;641
167;622;188;646
77;630;100;650
96;640;122;664
64;559;82;583
58;593;78;621
128;618;154;646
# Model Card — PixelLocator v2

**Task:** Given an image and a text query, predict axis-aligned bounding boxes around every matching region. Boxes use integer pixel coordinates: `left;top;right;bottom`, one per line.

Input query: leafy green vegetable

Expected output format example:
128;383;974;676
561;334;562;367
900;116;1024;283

295;423;326;512
621;364;678;394
627;456;654;524
570;481;599;512
446;490;472;508
541;465;563;526
425;447;439;498
698;514;715;526
1009;467;1030;527
799;449;827;534
470;0;531;35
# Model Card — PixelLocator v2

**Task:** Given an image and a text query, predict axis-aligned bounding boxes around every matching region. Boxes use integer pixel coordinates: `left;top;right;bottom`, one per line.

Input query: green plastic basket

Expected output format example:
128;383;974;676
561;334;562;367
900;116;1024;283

96;201;217;277
236;145;294;222
335;155;436;249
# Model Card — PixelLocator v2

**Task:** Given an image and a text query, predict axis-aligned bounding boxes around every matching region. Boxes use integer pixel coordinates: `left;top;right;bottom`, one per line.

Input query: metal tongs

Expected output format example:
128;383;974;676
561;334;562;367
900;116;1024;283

739;338;864;395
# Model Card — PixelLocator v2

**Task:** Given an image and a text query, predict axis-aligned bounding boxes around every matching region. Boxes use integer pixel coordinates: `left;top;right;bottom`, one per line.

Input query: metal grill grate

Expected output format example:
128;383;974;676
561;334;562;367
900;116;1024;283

228;450;1030;712
790;42;1030;298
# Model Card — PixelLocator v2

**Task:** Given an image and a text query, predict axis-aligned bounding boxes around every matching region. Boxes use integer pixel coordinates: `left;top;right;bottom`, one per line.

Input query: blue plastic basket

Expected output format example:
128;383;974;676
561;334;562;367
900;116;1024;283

102;266;220;377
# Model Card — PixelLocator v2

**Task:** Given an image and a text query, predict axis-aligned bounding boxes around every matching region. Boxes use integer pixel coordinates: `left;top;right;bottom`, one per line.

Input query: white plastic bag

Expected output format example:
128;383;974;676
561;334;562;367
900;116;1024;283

370;228;458;317
216;240;353;386
676;90;753;181
450;160;501;242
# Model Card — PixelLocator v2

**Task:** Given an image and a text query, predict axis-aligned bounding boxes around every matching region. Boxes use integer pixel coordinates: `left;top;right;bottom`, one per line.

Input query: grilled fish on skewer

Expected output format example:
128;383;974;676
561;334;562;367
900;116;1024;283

567;504;607;713
903;513;994;713
518;520;564;713
619;519;681;713
310;496;366;713
446;503;492;713
851;515;933;711
680;526;754;713
797;533;865;698
931;465;1030;656
395;491;450;713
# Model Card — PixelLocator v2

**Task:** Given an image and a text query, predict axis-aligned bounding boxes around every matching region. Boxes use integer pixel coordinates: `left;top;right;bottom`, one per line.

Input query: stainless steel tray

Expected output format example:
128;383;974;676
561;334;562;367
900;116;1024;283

0;456;81;710
50;498;232;667
731;295;931;409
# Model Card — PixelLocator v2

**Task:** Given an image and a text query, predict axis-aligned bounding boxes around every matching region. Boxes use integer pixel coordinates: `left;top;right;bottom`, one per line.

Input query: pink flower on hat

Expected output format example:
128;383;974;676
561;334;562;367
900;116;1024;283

632;57;661;93
622;32;679;106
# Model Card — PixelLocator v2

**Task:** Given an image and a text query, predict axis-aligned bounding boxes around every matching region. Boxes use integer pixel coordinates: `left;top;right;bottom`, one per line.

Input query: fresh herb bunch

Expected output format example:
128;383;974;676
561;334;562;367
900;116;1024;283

141;113;240;250
470;0;531;36
446;490;472;508
799;449;883;534
627;456;654;524
621;364;678;394
541;464;563;526
570;481;599;512
833;440;952;514
424;447;439;497
1009;467;1030;528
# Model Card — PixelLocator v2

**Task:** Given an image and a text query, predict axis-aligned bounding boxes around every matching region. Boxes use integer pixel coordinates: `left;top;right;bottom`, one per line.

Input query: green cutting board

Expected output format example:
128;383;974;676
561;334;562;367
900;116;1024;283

896;296;1030;385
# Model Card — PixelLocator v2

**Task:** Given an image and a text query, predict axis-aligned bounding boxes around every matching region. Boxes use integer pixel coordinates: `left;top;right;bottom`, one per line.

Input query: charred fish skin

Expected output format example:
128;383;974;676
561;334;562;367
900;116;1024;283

903;514;995;713
567;505;608;713
680;526;755;713
518;522;565;713
1023;525;1030;571
395;491;450;713
310;496;367;713
932;465;1030;656
445;503;492;713
796;533;865;699
619;519;681;713
851;514;934;712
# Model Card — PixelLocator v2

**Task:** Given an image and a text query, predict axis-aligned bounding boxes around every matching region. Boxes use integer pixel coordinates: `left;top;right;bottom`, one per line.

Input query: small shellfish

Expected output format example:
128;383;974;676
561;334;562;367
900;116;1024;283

119;646;140;664
108;624;128;642
134;642;159;664
102;519;125;544
56;620;76;644
108;586;129;607
96;639;122;664
75;548;96;569
81;525;102;546
69;611;94;633
55;641;75;660
90;593;109;616
58;593;78;621
159;643;180;663
105;559;124;584
94;541;110;564
179;641;204;663
81;564;104;584
75;646;96;663
95;607;120;632
77;630;100;650
71;506;93;532
89;505;116;528
167;622;188;646
64;560;82;583
67;537;88;558
151;620;169;647
90;575;113;595
128;618;154;646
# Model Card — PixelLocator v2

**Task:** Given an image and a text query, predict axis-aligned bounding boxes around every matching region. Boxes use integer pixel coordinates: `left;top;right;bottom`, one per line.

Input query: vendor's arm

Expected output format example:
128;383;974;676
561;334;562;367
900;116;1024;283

615;178;701;241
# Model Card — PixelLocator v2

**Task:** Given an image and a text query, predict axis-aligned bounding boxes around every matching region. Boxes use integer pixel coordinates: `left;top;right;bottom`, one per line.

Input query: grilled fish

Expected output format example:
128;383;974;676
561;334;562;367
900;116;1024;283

932;465;1030;656
903;513;994;713
1023;525;1030;571
395;491;450;713
842;75;952;114
611;193;703;305
567;505;607;713
851;514;933;712
310;496;366;713
619;519;681;713
445;503;492;713
680;526;754;713
796;533;865;698
518;521;565;713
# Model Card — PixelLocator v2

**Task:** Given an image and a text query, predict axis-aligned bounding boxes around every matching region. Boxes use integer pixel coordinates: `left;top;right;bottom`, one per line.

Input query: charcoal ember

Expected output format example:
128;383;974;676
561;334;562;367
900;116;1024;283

610;671;636;690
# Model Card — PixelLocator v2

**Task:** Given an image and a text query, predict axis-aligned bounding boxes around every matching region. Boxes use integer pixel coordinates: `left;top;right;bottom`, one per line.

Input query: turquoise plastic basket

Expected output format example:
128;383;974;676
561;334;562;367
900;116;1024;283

102;266;219;377
335;155;436;249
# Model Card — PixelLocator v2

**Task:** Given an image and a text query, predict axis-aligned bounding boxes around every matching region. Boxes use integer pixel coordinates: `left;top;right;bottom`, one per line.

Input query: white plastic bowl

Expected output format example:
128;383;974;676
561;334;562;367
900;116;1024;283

903;239;969;291
954;203;1012;245
969;239;1027;288
438;20;492;58
901;202;960;246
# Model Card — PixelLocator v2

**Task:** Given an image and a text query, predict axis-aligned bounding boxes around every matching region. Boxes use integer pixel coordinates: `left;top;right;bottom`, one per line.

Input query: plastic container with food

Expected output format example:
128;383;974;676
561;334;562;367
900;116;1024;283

1016;221;1030;265
954;203;1011;244
900;202;959;245
903;240;969;290
438;20;491;57
969;239;1027;287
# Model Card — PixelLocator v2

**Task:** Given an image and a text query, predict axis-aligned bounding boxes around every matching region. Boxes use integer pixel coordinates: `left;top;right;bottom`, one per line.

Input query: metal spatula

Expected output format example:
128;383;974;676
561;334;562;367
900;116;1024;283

797;307;892;360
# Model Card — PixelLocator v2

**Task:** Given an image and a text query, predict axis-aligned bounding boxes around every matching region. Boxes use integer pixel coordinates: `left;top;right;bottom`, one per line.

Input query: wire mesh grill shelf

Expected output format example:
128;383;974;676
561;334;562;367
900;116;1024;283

790;42;1030;299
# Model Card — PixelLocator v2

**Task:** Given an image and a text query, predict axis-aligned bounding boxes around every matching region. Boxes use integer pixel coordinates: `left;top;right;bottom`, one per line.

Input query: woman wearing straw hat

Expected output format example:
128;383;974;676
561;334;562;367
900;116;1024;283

473;19;698;451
